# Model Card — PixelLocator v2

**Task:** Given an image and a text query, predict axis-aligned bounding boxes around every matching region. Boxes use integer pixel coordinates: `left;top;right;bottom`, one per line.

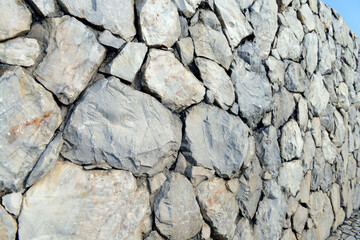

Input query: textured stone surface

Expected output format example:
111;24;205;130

0;37;40;67
154;172;202;239
275;27;302;61
195;57;235;110
97;30;126;49
142;49;205;112
280;119;304;161
173;0;201;18
305;73;330;117
0;205;17;240
18;161;150;239
100;42;147;83
182;103;250;178
0;0;32;41
137;0;181;47
273;87;296;128
303;32;318;75
29;0;56;16
34;17;106;105
1;192;22;217
284;62;309;93
278;160;303;196
62;77;182;176
176;37;194;66
0;67;62;193
58;0;135;40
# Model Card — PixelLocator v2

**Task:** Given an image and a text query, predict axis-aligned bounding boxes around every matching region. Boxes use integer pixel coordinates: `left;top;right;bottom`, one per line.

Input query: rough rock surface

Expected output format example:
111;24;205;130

280;119;304;161
0;205;17;240
34;16;106;105
0;38;40;67
0;67;62;193
18;161;150;239
29;0;56;17
97;30;126;49
62;77;182;176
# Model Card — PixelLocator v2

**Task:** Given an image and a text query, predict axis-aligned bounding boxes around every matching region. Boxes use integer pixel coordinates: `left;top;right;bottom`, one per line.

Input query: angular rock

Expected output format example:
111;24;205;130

173;0;201;18
318;41;336;75
100;42;147;83
0;37;40;67
0;205;17;240
18;161;150;239
281;8;304;41
281;229;297;240
145;231;165;240
284;62;309;93
273;87;296;128
1;192;22;217
331;110;346;147
0;67;62;193
266;56;285;86
34;17;106;105
97;30;126;49
62;77;182;176
182;103;250;178
280;119;304;161
234;218;254;240
58;0;135;40
197;177;239;239
316;194;334;240
321;131;337;164
298;4;316;31
142;49;205;112
298;171;311;205
337;82;350;110
278;160;303;196
136;0;181;47
25;133;63;188
154;172;202;239
214;0;253;48
311;117;322;147
305;73;330;117
293;205;308;233
186;166;215;186
148;172;167;194
249;0;278;59
297;96;309;131
176;37;194;66
189;22;233;69
275;27;302;61
195;57;235;110
0;0;32;41
303;32;318;75
29;0;56;17
303;132;315;171
330;183;341;215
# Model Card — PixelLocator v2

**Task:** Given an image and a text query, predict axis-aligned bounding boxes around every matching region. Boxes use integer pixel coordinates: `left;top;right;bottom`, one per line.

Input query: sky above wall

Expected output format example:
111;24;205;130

321;0;360;37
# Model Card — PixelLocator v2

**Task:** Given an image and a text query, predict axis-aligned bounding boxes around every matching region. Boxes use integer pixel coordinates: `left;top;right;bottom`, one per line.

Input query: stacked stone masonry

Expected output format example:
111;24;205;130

0;0;359;239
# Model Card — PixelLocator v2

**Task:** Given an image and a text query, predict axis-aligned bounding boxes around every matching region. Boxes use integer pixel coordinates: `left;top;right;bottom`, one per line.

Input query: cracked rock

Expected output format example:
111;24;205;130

280;119;303;161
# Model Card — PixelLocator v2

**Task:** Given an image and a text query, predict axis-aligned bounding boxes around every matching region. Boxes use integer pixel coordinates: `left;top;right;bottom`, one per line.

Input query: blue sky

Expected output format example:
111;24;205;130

321;0;360;37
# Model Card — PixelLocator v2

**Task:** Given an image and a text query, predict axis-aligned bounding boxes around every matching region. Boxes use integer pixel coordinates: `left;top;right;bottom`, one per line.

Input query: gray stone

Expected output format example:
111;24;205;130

148;172;167;194
266;56;285;86
197;9;221;31
61;77;182;176
311;117;322;147
18;161;150;240
331;110;346;147
293;205;308;233
316;194;334;240
189;21;233;69
236;0;254;10
145;231;165;240
320;105;335;133
303;32;318;75
29;0;56;17
187;166;215;187
298;171;311;205
201;221;211;240
25;133;63;188
176;37;194;66
100;42;147;83
97;30;126;49
281;229;297;240
249;0;278;59
154;172;202;239
308;0;318;13
275;27;302;61
234;218;254;240
273;87;296;128
318;41;336;75
0;205;17;240
34;17;106;105
195;57;235;110
277;0;293;12
197;177;239;239
142;49;205;112
182;103;250;178
284;62;309;93
337;82;350;110
297;4;316;31
281;8;304;41
305;73;330;117
173;0;201;18
136;0;181;47
214;0;253;49
303;132;315;171
0;67;62;193
321;131;337;164
309;191;324;227
278;160;303;196
0;0;32;41
301;228;317;240
174;153;188;175
297;96;309;131
1;192;22;217
58;0;135;41
330;183;341;215
0;37;40;67
280;119;304;161
286;195;299;217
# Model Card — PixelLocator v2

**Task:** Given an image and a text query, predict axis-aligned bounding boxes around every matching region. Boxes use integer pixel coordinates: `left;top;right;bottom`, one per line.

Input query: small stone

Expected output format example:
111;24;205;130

337;82;350;110
311;118;322;147
280;119;304;161
28;0;56;17
100;42;147;83
173;0;201;18
174;153;188;175
298;171;311;205
201;221;212;239
321;131;337;164
278;160;303;196
305;73;330;117
302;131;316;171
303;32;318;75
273;87;296;128
297;4;316;31
284;62;309;93
148;172;167;194
275;27;302;61
0;37;40;67
187;166;215;186
293;205;308;233
142;49;205;112
97;30;126;49
234;218;254;240
2;192;22;216
266;56;285;86
297;96;309;131
145;231;165;240
331;110;346;147
281;229;297;240
0;205;17;240
136;0;181;47
176;37;194;66
330;184;341;215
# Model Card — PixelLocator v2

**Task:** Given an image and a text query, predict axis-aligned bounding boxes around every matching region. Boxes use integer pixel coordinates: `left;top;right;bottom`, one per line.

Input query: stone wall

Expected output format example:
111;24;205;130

0;0;359;239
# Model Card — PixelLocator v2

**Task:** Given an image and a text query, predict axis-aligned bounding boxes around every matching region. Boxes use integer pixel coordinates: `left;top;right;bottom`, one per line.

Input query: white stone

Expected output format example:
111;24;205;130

1;192;22;216
0;205;17;240
280;119;304;161
29;0;56;17
278;160;303;196
176;37;194;66
305;73;330;117
298;4;316;31
173;0;201;18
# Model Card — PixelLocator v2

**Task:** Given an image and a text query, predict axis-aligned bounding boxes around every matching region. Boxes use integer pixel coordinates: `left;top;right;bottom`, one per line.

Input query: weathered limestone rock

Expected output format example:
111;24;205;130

293;204;308;233
182;103;250;178
62;77;182;176
303;32;318;75
331;110;346;147
278;160;303;196
1;192;22;216
142;49;205;112
305;73;330;117
0;205;17;240
186;166;215;186
284;62;309;93
330;184;341;215
234;218;254;240
18;161;150;239
195;57;235;110
298;171;311;205
214;0;253;48
148;172;167;194
189;22;233;69
28;0;56;17
34;17;106;105
154;172;202;239
273;87;296;128
281;229;297;240
311;117;322;147
281;8;304;41
316;194;334;240
0;0;32;41
58;0;135;40
297;4;315;31
145;231;165;240
197;177;239;239
266;56;285;86
337;82;350;110
136;0;181;47
280;119;303;161
318;41;336;75
173;0;201;18
176;37;194;66
303;131;315;171
0;67;62;193
297;96;309;131
25;133;63;188
100;42;147;83
0;37;40;67
97;30;126;49
249;0;278;59
275;27;302;61
321;131;337;164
